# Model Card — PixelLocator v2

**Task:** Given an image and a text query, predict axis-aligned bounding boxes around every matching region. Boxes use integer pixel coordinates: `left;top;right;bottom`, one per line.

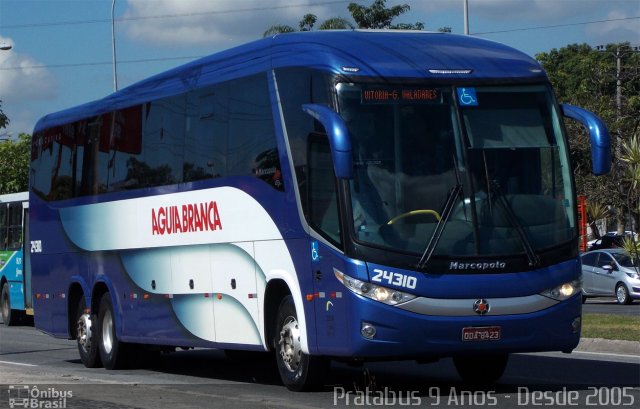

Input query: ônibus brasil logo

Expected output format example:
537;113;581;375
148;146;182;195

8;385;72;408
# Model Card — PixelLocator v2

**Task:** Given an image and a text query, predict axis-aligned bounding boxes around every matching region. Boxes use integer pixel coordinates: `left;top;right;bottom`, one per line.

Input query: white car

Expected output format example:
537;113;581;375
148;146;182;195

580;248;640;304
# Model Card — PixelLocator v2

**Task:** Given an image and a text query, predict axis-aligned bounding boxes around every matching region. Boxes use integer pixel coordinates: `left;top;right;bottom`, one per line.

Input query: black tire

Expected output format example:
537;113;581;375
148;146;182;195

1;282;20;326
97;293;130;369
76;296;101;368
453;354;509;386
616;283;633;305
274;295;327;391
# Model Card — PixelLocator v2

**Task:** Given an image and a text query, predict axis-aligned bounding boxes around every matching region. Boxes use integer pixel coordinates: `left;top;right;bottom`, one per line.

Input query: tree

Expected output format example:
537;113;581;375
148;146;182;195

263;0;423;37
264;14;353;37
0;133;31;194
537;43;640;234
348;0;409;29
586;201;610;239
318;17;355;30
299;14;317;31
263;24;296;37
0;100;8;129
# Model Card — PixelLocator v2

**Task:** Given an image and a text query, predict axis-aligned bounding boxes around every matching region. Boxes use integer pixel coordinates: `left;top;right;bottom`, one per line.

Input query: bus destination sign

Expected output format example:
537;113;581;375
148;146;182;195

362;87;441;104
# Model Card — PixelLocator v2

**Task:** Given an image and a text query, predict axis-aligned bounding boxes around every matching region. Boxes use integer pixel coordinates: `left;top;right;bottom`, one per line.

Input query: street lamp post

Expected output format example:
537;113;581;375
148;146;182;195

463;0;469;35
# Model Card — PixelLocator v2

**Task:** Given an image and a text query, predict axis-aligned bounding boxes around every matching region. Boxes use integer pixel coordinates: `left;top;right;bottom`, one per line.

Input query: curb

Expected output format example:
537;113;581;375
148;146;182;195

576;337;640;355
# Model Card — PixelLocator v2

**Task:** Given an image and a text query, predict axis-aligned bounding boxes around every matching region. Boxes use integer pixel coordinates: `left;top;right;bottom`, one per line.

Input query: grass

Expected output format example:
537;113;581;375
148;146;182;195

582;313;640;342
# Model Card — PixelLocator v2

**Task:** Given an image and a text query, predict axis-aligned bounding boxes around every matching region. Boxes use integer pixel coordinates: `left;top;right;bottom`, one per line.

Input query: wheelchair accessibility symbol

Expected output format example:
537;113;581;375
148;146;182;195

457;87;478;106
311;241;320;262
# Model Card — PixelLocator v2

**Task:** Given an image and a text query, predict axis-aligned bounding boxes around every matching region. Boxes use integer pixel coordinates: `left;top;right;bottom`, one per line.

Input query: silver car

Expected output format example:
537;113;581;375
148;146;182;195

580;248;640;304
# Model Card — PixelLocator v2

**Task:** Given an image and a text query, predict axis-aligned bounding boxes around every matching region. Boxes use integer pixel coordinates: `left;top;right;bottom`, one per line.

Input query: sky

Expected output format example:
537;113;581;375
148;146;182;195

0;0;639;138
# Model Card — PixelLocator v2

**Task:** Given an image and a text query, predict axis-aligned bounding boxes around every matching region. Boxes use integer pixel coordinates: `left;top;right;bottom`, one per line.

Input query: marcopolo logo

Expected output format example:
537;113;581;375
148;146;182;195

8;385;72;408
449;261;507;271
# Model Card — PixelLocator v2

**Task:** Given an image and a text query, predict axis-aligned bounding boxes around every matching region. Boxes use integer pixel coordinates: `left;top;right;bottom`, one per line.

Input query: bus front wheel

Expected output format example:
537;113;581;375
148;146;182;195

453;354;509;385
97;293;130;369
274;295;327;391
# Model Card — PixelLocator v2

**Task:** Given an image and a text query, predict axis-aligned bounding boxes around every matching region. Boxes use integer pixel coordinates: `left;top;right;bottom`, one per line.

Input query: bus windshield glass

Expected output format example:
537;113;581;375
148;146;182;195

337;83;574;260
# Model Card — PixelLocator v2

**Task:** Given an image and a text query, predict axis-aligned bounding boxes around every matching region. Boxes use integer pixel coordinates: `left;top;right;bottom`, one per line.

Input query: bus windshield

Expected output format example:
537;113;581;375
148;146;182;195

337;83;574;260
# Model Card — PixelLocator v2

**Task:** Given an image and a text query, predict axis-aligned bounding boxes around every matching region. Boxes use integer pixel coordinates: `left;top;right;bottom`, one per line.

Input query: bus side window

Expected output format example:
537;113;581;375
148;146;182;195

0;204;6;250
7;203;22;250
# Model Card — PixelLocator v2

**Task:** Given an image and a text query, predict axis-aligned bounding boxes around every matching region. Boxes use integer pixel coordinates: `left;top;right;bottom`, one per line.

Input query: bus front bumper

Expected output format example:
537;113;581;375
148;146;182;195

320;291;582;360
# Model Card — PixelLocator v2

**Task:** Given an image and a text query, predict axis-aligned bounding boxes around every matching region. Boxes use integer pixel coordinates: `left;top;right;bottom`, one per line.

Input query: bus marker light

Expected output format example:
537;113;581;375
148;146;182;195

143;293;150;300
217;294;222;300
306;294;314;301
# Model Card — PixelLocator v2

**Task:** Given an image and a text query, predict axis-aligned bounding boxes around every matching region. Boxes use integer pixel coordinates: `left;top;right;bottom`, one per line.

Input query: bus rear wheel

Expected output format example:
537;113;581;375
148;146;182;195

97;293;130;369
274;295;327;391
453;354;509;386
1;283;20;326
76;296;101;368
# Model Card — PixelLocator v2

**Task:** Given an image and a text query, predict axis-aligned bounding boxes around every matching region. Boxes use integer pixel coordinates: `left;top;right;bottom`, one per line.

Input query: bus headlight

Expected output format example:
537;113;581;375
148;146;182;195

540;279;582;301
334;269;416;305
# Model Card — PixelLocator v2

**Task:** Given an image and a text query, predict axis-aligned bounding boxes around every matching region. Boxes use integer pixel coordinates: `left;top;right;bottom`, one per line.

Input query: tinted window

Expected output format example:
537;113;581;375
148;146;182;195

6;203;22;250
31;73;283;200
185;87;227;180
275;68;335;238
307;134;341;246
596;253;614;268
0;204;6;250
581;252;598;267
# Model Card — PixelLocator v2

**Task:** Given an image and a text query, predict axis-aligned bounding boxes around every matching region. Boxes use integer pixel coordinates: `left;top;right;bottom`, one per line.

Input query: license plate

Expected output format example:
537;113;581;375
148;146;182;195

462;326;501;342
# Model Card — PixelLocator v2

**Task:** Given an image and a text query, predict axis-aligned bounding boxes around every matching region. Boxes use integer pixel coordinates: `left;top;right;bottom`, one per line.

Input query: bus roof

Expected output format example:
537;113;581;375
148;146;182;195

34;30;546;133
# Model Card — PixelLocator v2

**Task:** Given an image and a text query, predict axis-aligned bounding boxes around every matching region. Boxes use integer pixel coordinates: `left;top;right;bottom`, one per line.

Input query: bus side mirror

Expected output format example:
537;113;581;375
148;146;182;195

561;104;611;176
302;104;353;179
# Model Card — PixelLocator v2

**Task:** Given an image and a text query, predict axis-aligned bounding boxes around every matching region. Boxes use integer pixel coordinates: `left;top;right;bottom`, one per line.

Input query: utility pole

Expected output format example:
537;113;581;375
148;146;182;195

112;0;118;92
596;44;640;234
597;44;640;130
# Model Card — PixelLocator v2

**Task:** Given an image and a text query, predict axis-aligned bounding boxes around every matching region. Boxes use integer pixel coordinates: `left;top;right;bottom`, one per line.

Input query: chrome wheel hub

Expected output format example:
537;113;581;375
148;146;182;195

77;313;93;352
278;316;302;372
102;309;114;354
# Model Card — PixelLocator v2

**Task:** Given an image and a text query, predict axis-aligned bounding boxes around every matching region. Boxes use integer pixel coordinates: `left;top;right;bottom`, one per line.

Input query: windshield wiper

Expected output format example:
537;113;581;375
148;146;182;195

417;183;463;270
489;180;540;267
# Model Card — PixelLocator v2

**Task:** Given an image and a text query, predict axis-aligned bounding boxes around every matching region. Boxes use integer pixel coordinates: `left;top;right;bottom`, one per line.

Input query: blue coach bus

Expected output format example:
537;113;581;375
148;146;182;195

1;191;32;326
29;31;610;390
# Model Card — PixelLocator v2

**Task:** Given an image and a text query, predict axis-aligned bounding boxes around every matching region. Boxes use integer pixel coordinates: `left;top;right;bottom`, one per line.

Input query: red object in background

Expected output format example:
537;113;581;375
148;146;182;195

577;195;587;252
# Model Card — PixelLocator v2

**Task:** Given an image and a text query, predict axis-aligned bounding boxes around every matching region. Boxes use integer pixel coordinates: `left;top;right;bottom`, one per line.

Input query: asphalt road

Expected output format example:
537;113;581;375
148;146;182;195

0;320;638;409
582;298;640;316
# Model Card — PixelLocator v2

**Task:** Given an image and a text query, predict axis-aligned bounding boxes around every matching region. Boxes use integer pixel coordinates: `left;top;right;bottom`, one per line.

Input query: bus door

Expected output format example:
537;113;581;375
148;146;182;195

22;207;32;313
306;132;350;354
